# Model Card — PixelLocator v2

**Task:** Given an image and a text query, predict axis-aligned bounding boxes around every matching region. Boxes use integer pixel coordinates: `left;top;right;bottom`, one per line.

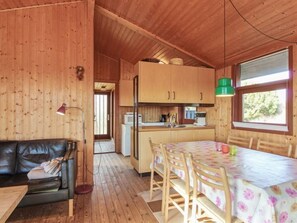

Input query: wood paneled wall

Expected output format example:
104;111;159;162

0;1;94;184
213;45;297;149
94;52;119;82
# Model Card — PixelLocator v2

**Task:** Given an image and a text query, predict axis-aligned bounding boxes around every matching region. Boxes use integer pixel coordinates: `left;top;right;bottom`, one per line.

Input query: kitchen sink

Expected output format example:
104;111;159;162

163;124;187;128
174;125;187;128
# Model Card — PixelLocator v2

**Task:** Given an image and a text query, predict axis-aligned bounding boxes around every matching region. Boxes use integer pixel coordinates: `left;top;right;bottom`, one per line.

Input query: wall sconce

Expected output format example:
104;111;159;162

76;66;85;81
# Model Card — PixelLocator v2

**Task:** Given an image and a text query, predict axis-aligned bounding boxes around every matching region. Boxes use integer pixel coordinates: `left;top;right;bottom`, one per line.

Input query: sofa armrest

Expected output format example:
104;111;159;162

60;141;77;199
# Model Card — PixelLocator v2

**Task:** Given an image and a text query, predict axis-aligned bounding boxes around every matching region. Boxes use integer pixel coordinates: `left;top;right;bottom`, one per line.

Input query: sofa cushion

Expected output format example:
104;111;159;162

16;139;67;174
0;141;18;174
0;175;13;186
27;177;61;194
0;173;28;187
0;174;61;194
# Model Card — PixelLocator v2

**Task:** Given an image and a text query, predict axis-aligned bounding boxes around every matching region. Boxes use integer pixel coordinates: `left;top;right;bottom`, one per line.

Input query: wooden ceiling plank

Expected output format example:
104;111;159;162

0;0;83;12
95;5;214;68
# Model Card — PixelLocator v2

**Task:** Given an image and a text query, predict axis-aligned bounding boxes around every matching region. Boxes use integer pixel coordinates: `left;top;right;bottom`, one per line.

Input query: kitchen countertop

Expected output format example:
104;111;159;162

138;124;215;132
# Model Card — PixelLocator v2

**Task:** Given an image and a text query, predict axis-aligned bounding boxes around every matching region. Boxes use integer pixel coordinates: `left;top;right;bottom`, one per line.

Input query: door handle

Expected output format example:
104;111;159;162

168;91;170;100
200;92;203;101
173;91;176;100
107;114;110;121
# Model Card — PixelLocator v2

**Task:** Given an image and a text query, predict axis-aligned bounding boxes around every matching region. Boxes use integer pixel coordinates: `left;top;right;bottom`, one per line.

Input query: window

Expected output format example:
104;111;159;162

232;48;292;134
184;106;196;120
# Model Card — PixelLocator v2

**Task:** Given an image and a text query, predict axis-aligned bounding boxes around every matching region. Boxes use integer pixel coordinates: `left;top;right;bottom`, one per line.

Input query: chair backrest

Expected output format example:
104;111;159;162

162;146;191;193
149;138;164;165
190;157;231;222
256;139;292;157
227;135;253;148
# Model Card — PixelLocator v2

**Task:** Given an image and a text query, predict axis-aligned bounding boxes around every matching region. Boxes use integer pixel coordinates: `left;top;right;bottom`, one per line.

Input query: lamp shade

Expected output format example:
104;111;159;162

56;103;66;115
215;78;235;97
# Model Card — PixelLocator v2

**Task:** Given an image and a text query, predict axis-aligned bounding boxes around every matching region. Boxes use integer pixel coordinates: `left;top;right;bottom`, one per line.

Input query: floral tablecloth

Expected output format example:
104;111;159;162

158;141;297;223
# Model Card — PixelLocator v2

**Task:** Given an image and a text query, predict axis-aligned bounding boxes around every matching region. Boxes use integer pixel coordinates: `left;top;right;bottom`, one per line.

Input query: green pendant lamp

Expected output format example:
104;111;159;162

215;0;235;97
216;77;235;97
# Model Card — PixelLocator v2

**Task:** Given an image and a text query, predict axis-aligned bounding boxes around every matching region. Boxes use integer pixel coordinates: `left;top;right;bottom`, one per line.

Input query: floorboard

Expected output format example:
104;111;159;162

8;153;157;223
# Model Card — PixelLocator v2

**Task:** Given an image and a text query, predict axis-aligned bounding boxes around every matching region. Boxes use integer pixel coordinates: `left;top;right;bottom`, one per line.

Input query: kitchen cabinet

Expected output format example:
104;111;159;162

135;61;214;104
197;67;215;104
131;127;215;174
136;62;171;103
119;80;133;106
171;65;199;103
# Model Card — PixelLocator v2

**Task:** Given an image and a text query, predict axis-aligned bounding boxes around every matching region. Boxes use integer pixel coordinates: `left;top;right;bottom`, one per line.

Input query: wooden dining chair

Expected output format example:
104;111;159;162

190;157;242;223
149;138;166;213
256;139;292;157
162;146;192;223
227;135;253;148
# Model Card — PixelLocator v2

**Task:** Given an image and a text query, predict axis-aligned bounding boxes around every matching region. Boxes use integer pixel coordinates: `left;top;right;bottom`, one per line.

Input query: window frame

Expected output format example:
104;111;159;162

232;47;293;135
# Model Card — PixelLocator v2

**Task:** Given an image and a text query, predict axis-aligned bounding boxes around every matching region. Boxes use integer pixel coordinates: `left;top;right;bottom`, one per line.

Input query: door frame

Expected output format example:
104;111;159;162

94;91;111;140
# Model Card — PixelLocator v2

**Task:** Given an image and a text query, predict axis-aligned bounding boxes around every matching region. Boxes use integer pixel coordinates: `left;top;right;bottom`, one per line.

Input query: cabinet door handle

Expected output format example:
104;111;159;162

168;91;170;100
173;91;176;100
200;92;203;101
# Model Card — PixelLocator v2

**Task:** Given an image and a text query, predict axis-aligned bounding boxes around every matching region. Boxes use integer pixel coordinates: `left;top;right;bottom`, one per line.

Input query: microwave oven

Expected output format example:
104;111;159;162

124;113;142;124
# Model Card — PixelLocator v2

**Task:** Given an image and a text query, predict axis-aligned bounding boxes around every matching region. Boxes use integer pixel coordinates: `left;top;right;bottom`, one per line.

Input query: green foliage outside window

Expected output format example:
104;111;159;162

243;91;281;122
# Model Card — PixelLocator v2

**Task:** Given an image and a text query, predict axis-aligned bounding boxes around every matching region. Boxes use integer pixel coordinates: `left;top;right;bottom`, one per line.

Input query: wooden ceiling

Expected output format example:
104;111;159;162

1;0;296;68
0;0;81;11
95;0;297;68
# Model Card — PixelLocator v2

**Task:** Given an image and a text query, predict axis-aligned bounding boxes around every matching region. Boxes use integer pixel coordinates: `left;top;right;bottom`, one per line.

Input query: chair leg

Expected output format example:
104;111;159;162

191;199;197;222
68;199;73;217
150;170;154;200
161;175;166;214
164;178;170;222
183;196;189;223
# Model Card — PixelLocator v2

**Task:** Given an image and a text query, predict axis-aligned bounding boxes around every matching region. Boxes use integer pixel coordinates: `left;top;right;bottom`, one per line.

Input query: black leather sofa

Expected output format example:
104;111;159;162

0;139;77;216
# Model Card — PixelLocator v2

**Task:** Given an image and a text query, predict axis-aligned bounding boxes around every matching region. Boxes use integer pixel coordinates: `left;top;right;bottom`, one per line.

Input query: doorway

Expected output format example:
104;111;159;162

94;82;115;154
94;92;110;140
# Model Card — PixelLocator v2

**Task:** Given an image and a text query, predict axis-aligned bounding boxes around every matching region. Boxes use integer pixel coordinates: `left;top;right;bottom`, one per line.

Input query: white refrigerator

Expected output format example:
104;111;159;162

121;124;132;156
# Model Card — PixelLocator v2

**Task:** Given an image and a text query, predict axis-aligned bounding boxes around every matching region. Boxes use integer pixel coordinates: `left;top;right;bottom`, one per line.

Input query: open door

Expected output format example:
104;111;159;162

94;92;111;140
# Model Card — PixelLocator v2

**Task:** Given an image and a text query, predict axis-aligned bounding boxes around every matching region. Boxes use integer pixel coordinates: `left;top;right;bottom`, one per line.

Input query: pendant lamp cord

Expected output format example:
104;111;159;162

229;0;297;44
224;0;226;76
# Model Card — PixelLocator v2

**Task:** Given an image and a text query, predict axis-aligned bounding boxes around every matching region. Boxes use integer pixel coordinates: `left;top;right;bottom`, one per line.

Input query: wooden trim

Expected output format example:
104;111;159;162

85;0;95;185
287;46;293;135
231;126;292;135
95;5;214;68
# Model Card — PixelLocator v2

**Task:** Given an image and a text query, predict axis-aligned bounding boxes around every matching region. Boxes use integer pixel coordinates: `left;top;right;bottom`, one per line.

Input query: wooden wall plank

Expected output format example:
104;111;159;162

0;1;94;185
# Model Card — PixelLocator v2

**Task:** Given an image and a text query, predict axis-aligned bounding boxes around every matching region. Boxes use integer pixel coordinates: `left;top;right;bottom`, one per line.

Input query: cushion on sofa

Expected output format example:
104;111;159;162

16;139;67;173
0;175;13;186
0;173;28;187
0;141;18;174
27;177;61;194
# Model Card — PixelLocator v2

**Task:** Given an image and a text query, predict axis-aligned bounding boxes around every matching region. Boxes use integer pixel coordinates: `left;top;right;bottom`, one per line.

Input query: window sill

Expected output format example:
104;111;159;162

232;121;289;133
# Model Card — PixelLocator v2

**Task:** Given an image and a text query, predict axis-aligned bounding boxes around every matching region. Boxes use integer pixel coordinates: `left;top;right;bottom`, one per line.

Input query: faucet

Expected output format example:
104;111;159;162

168;114;176;128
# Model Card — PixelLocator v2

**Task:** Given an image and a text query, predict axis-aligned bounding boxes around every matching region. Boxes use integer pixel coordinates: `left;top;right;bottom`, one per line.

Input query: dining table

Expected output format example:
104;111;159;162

156;140;297;223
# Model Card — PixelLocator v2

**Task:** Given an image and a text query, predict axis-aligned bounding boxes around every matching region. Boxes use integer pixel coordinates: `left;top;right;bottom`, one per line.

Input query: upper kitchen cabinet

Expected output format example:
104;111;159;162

136;61;171;103
119;80;133;106
135;61;214;104
197;67;215;104
171;65;199;103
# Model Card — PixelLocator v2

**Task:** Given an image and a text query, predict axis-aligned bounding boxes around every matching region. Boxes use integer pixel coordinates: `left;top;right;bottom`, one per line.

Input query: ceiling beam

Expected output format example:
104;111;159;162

0;1;83;12
95;5;215;68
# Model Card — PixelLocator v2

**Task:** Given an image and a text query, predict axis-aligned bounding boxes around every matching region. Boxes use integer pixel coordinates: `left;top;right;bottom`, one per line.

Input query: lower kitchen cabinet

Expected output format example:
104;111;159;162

131;128;215;174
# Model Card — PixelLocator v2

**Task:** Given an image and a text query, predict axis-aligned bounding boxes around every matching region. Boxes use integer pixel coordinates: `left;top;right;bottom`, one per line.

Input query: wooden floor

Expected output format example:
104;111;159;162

8;154;157;223
94;140;115;153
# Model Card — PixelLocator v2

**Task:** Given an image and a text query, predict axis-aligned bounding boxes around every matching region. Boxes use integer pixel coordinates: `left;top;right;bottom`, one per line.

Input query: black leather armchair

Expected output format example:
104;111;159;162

0;139;77;216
